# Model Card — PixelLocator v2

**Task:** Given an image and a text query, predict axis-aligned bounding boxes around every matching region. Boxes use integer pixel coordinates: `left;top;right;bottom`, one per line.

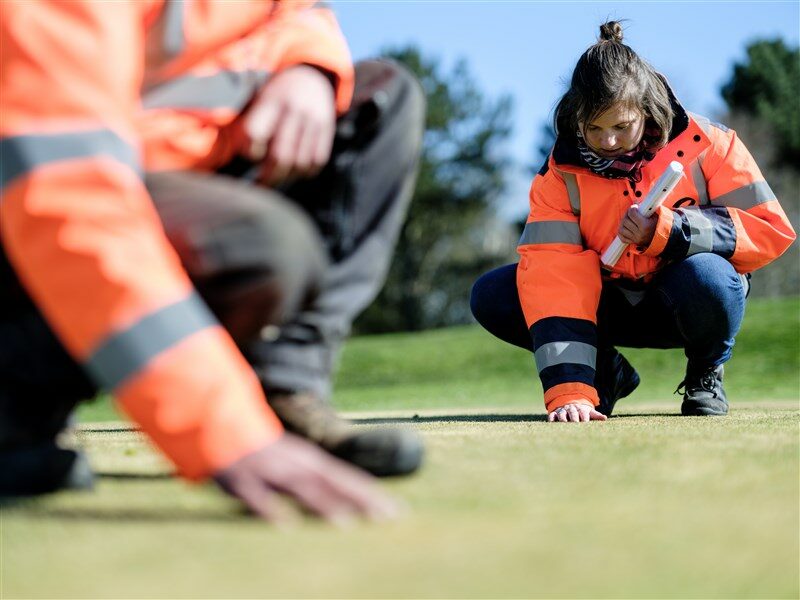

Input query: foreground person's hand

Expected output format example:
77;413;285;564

236;65;336;185
213;433;401;525
548;402;608;423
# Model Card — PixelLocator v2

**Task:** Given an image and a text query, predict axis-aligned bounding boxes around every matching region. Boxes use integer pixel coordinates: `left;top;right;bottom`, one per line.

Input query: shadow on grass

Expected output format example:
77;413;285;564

78;426;137;434
0;502;249;523
95;471;174;480
351;412;687;424
610;413;683;418
350;413;548;424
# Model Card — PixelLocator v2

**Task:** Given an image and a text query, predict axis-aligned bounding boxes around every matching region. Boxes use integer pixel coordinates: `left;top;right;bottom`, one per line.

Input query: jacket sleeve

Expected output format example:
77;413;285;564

517;166;602;412
259;0;355;113
0;1;282;480
643;127;796;272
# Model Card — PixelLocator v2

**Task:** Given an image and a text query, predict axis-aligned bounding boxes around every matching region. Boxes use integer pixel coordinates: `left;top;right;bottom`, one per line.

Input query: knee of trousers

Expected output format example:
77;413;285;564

470;265;518;332
659;255;747;341
352;59;426;161
664;254;745;309
194;195;328;344
470;271;495;329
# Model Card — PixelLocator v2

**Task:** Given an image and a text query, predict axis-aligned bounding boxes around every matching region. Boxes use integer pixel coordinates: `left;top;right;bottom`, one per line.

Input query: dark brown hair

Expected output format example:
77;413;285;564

554;21;673;148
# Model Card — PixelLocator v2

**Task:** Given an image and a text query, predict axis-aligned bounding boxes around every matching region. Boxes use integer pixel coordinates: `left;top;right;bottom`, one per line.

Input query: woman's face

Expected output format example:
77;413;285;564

579;104;645;158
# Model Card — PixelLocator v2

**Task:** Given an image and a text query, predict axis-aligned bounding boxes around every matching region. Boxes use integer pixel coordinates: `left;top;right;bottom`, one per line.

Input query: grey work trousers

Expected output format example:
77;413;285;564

0;60;424;445
153;60;424;399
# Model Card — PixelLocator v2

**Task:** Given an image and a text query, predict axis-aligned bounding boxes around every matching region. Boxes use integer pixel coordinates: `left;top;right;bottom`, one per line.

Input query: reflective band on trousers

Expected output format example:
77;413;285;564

0;129;140;192
682;209;715;255
85;292;218;390
518;220;582;246
142;69;270;111
711;181;776;211
534;341;597;372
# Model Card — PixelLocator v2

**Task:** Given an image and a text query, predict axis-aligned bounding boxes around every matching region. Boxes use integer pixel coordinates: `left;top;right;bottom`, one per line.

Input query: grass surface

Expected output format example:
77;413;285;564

3;297;799;598
2;404;798;598
76;296;800;422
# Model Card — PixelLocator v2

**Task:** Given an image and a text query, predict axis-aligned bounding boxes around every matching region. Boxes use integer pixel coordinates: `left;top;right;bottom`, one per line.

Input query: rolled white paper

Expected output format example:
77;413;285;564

600;161;685;268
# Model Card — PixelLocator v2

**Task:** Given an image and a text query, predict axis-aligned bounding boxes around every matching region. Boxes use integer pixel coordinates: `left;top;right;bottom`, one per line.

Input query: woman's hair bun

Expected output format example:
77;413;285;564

599;21;624;43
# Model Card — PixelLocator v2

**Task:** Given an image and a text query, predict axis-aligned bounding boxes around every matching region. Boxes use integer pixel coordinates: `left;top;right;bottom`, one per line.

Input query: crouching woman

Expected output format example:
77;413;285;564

470;21;795;422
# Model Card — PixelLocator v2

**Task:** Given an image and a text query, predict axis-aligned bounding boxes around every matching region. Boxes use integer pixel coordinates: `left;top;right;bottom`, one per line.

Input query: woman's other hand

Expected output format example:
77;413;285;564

618;204;657;248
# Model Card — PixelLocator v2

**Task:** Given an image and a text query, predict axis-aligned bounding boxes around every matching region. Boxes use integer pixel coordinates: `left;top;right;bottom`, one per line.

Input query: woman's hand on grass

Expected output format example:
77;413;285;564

548;403;607;423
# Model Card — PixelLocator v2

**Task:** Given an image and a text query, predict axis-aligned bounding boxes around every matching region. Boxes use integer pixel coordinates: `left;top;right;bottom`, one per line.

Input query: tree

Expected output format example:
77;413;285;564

719;38;800;297
354;46;517;333
721;39;800;168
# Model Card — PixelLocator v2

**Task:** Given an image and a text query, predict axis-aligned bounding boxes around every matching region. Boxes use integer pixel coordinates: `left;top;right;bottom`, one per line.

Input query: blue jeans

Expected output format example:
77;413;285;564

470;254;749;373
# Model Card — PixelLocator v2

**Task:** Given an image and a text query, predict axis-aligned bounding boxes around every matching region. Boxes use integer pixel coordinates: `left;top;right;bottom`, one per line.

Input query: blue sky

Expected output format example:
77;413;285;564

334;0;800;217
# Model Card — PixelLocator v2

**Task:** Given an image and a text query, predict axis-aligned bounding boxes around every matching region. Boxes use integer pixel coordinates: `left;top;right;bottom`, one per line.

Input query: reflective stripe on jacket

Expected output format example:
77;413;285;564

0;0;351;479
517;104;796;412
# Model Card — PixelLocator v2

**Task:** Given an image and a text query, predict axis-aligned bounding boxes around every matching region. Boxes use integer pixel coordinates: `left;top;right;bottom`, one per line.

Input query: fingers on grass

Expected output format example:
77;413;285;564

314;458;401;523
567;405;581;422
285;472;388;526
267;440;400;524
226;477;293;525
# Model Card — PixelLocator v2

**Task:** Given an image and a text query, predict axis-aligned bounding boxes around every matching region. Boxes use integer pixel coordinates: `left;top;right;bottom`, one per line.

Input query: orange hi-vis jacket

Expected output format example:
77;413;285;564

517;103;796;413
0;1;354;479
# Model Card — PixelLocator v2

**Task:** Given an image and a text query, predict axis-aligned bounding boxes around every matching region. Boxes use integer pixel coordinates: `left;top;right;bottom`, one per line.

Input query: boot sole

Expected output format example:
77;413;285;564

680;401;729;416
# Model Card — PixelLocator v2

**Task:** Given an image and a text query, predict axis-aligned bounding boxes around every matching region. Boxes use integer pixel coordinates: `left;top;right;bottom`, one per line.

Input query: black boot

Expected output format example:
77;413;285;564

595;348;640;416
677;364;728;416
0;442;94;496
0;313;97;496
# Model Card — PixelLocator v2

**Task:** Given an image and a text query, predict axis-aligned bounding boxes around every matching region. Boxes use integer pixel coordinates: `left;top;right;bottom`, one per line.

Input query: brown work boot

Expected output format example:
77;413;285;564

266;392;424;477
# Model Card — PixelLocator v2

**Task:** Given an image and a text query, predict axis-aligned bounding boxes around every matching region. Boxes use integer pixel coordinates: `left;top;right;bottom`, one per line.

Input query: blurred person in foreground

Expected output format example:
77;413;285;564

0;0;425;521
470;21;795;422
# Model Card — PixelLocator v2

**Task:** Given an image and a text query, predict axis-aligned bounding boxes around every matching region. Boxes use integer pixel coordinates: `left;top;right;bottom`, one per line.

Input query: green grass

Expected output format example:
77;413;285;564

2;404;797;598
77;296;800;422
3;297;799;598
333;295;800;411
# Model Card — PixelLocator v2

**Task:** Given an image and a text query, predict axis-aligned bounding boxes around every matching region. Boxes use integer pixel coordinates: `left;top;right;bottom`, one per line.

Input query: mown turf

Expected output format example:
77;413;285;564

76;296;800;422
2;403;797;598
3;297;798;598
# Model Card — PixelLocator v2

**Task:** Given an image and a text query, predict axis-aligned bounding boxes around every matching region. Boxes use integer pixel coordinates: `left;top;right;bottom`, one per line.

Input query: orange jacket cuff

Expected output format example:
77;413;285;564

276;47;354;115
544;382;600;412
115;328;284;481
642;206;673;257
